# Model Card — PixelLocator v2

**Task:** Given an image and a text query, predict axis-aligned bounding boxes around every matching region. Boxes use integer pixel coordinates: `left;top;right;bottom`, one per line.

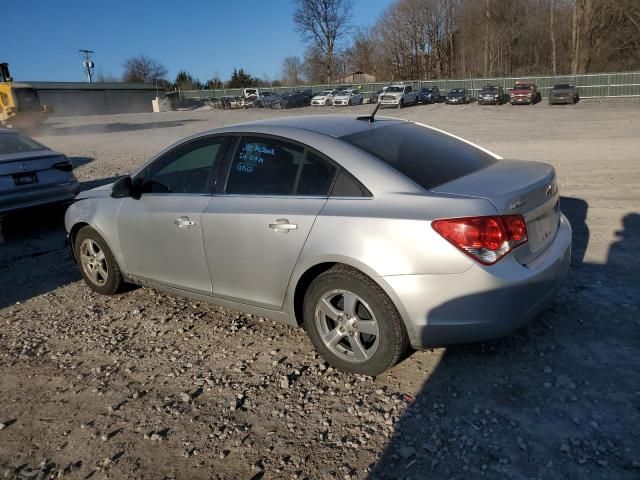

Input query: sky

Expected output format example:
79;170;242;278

5;0;390;83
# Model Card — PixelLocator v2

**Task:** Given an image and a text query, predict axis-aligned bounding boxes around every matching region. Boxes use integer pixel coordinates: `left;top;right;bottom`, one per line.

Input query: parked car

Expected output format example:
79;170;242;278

418;86;442;104
65;115;571;375
1;128;79;214
510;82;541;105
272;91;310;109
548;83;579;105
378;84;420;108
368;88;387;104
478;85;506;105
251;91;274;108
311;89;341;106
219;96;241;109
445;88;471;104
331;89;364;106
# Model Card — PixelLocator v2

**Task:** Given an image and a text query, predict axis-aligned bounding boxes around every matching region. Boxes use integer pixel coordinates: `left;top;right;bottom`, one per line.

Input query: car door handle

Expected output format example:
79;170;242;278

174;216;196;228
269;219;298;233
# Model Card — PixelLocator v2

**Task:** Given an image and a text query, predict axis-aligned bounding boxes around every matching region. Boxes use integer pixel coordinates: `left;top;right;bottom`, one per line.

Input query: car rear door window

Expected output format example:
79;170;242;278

225;137;303;195
140;137;223;194
341;123;497;190
297;151;336;196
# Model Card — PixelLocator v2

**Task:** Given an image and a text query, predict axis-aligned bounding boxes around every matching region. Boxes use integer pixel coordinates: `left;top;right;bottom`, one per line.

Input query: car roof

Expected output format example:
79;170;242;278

224;115;408;138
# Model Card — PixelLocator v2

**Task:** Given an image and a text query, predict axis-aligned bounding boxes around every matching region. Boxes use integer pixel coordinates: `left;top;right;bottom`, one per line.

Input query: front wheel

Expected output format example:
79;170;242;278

303;265;409;375
75;226;124;295
397;99;404;109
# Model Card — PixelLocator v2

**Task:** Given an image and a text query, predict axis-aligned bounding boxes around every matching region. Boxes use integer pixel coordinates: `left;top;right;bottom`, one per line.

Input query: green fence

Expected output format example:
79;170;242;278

175;71;640;100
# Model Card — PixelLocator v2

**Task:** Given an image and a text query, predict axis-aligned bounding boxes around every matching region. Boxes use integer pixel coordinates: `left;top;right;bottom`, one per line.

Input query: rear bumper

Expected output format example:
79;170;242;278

0;181;79;214
384;213;572;348
549;98;572;104
511;97;533;104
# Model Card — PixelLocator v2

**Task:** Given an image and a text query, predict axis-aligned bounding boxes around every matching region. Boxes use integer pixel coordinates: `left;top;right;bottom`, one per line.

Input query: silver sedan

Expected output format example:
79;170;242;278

1;128;79;214
65;115;571;375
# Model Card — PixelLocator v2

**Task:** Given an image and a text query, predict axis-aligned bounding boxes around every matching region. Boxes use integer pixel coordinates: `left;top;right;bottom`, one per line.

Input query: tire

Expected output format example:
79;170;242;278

397;99;404;109
74;226;124;296
303;265;410;376
348;99;352;106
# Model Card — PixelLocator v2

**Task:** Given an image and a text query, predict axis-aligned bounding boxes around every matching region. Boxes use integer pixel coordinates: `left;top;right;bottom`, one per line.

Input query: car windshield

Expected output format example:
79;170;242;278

422;88;433;93
553;84;572;89
387;86;404;92
481;87;498;92
341;123;496;190
0;133;46;155
449;89;464;94
514;84;533;90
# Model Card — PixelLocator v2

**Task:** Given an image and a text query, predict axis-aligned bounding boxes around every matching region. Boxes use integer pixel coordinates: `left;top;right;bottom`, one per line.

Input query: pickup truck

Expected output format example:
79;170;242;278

378;84;419;109
510;82;541;105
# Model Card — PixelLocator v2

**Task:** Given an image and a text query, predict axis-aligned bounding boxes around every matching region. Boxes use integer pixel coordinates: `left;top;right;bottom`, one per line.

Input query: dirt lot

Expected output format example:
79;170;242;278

1;100;639;479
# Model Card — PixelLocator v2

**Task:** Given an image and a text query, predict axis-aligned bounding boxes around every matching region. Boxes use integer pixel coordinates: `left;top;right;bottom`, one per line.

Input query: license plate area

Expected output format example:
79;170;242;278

528;201;559;253
13;172;39;186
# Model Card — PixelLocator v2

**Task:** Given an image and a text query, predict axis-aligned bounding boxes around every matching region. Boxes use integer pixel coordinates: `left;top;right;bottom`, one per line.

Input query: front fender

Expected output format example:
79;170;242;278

64;197;126;273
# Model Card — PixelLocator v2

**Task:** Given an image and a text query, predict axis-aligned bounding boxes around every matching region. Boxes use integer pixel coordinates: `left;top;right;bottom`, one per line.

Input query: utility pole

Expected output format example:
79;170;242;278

79;49;95;83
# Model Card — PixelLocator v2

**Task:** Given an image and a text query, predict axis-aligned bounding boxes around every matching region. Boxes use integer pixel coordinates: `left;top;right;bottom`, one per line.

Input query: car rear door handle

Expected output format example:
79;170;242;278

174;216;196;228
269;219;297;233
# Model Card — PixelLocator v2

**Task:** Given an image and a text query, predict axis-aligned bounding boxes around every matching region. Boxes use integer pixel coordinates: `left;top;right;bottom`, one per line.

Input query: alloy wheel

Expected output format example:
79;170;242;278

80;239;109;287
314;289;380;363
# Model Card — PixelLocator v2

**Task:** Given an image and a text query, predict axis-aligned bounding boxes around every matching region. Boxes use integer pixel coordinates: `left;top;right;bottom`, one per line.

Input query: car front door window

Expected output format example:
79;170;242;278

140;139;222;194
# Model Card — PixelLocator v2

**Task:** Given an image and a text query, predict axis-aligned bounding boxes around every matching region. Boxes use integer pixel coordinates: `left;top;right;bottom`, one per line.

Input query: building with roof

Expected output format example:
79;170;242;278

335;71;376;85
19;81;166;116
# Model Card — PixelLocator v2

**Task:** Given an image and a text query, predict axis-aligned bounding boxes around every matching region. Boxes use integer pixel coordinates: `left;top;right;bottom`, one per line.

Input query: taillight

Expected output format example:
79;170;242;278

432;215;528;265
52;159;73;172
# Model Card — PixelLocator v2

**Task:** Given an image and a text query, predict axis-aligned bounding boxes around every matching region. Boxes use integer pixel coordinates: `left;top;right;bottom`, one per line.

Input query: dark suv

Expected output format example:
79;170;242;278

548;84;580;105
478;85;505;105
418;86;442;104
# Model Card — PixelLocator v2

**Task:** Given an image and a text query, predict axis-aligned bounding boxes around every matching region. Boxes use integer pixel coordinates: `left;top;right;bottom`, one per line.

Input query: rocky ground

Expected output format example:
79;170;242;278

0;100;639;479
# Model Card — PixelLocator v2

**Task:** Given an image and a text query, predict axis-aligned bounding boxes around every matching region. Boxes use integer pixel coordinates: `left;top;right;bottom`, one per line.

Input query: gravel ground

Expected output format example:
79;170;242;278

0;100;639;479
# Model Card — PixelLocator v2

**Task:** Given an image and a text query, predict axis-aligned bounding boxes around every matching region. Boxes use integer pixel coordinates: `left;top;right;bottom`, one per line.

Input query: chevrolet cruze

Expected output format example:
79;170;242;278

65;115;571;375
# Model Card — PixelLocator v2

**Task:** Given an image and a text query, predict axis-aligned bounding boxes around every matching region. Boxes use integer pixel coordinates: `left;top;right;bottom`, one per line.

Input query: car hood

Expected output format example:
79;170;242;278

511;89;533;94
480;91;499;95
551;89;572;94
447;93;464;97
76;183;113;200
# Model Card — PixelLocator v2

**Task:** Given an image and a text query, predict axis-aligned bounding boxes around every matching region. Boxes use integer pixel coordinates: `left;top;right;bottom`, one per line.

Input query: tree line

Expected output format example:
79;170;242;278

294;0;640;84
116;0;639;90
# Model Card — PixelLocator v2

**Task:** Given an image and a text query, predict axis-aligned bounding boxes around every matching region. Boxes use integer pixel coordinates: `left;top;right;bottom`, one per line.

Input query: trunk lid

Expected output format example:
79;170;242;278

0;151;73;194
431;160;560;264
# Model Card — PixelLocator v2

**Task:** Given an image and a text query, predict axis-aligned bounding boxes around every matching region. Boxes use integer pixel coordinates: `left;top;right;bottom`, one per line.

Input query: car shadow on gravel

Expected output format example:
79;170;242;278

0;173;123;309
40;119;206;136
368;198;640;479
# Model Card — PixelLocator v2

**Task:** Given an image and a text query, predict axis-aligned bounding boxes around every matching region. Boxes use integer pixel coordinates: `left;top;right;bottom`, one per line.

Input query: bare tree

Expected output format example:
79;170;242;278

293;0;354;84
550;0;557;75
122;55;168;84
281;56;303;85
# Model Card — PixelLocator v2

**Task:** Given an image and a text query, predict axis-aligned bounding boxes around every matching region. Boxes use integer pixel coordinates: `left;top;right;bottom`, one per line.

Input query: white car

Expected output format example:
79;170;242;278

379;84;420;108
311;89;341;106
332;89;364;106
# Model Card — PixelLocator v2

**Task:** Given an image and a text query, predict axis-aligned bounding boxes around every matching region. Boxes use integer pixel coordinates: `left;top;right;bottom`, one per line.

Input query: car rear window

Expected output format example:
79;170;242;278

0;133;45;155
340;123;497;190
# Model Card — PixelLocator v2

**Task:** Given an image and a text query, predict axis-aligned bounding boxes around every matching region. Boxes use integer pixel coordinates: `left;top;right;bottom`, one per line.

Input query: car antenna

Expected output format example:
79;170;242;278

357;79;395;123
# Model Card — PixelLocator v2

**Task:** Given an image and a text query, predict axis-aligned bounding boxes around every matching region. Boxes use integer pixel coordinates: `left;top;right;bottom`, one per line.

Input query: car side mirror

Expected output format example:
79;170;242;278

111;176;143;199
111;176;132;198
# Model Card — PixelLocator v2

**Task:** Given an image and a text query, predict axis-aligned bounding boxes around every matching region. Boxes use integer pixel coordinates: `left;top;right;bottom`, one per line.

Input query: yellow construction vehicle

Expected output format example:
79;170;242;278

0;63;49;130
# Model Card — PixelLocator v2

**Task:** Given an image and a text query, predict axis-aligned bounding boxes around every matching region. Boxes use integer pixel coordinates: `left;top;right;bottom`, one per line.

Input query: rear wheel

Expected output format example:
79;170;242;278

303;265;409;375
75;226;123;295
